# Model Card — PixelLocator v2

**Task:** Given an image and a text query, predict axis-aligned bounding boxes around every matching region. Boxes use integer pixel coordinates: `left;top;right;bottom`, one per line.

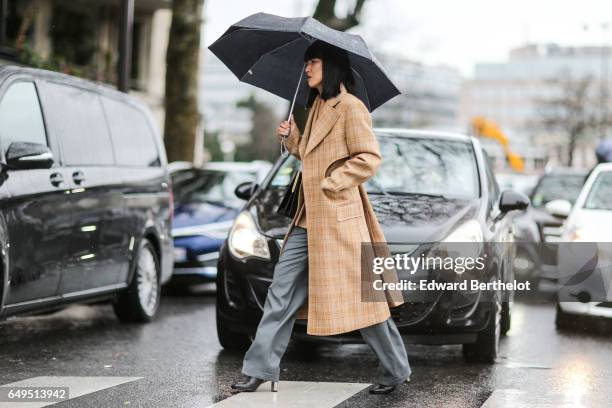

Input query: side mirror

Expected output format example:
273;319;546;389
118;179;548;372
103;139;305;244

234;181;258;200
545;199;572;218
499;190;530;213
5;142;54;170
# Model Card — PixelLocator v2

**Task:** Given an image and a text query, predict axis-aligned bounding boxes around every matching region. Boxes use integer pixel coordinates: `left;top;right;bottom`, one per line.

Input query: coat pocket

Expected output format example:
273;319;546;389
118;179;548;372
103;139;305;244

336;201;364;221
321;138;350;177
324;155;348;178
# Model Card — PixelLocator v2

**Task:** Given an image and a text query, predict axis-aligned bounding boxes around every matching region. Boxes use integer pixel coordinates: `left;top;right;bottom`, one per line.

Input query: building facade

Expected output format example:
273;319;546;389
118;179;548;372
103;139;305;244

0;0;171;127
460;44;612;170
372;54;462;130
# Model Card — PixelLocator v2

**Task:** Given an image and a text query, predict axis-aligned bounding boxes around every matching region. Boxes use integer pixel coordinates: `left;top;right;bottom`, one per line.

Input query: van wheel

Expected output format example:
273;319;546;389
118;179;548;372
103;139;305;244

216;307;251;351
463;297;501;364
113;239;161;323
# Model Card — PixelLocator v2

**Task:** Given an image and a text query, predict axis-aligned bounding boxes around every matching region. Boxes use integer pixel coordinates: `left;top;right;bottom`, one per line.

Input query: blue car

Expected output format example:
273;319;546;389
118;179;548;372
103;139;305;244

169;161;271;284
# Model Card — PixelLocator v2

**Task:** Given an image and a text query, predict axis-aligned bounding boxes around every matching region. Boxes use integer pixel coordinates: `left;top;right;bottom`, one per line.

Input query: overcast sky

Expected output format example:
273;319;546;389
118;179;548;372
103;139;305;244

203;0;612;77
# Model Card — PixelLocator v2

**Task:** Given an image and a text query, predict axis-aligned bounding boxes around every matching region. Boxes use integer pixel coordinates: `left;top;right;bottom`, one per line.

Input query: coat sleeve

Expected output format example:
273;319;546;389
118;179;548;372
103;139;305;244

321;100;381;192
283;121;302;160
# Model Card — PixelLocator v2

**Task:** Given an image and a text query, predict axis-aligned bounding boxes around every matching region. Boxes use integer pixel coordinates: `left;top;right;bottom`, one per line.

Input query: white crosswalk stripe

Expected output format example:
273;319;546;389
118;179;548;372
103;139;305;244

0;376;142;407
481;389;612;408
206;381;370;408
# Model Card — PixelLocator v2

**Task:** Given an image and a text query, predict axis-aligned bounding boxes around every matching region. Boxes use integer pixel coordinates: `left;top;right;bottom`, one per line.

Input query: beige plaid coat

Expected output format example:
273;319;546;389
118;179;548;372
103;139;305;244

281;85;405;336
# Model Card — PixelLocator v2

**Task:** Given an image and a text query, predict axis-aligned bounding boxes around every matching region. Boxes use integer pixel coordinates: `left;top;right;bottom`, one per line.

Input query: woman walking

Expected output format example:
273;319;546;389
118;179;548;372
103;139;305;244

231;40;411;395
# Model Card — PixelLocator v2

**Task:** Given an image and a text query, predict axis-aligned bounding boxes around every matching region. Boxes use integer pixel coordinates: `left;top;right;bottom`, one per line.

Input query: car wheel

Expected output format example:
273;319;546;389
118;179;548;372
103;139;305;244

216;306;252;351
463;295;501;364
113;239;161;323
500;300;511;335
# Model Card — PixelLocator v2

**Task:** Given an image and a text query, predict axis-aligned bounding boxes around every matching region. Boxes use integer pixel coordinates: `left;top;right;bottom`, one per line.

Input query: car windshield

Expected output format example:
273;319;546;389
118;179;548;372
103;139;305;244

172;169;257;204
584;171;612;211
530;175;585;207
365;136;479;199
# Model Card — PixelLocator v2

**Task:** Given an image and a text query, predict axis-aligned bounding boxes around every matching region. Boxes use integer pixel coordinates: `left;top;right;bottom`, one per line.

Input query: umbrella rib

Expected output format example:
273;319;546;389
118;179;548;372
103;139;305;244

351;67;371;109
238;34;309;81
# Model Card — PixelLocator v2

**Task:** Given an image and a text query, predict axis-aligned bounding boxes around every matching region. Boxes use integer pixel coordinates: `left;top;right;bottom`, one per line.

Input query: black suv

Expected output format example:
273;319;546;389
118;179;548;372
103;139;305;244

216;129;529;363
0;66;173;322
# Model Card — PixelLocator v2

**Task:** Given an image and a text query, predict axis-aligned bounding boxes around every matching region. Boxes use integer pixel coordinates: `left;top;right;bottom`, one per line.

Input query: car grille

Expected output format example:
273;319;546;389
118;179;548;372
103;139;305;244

542;224;563;242
391;300;436;325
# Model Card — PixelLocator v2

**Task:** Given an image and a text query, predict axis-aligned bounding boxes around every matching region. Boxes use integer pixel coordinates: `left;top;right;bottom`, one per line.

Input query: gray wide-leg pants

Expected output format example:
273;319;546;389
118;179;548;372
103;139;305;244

241;226;412;385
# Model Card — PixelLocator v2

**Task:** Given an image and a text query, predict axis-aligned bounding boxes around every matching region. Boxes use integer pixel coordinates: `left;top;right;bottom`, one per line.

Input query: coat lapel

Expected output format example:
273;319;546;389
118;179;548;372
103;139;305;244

298;97;317;158
303;86;346;158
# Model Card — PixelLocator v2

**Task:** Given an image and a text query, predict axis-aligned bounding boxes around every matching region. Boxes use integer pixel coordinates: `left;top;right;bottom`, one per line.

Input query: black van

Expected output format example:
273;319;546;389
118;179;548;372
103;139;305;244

0;66;173;322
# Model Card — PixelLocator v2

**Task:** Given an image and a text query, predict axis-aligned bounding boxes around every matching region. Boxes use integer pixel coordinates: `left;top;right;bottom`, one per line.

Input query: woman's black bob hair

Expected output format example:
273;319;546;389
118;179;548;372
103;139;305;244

303;40;355;107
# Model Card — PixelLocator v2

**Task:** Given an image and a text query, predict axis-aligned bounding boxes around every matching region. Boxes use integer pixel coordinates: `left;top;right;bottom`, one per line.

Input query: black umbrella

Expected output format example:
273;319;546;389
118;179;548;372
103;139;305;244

208;12;400;114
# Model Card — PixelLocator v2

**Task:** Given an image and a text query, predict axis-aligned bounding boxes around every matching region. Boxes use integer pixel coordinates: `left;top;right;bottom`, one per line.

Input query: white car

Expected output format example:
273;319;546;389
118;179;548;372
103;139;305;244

552;163;612;327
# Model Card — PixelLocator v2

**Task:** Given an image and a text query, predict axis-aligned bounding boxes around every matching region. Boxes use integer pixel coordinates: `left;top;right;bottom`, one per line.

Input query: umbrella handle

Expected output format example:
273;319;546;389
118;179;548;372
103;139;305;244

280;139;289;158
281;64;306;158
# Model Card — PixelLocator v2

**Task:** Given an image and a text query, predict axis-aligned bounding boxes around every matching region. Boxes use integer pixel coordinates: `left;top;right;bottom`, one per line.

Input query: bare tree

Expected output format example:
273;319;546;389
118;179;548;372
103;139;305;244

164;0;204;163
14;0;40;50
313;0;367;31
535;76;603;166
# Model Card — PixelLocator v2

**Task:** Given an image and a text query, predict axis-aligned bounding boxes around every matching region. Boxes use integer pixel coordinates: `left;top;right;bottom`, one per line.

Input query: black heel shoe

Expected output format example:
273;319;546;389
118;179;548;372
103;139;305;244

231;376;279;393
369;377;409;395
369;384;396;394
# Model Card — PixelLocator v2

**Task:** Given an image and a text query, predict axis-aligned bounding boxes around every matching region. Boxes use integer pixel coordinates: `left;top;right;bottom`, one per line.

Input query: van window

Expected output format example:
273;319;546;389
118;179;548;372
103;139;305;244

101;97;160;167
45;82;114;166
0;82;47;153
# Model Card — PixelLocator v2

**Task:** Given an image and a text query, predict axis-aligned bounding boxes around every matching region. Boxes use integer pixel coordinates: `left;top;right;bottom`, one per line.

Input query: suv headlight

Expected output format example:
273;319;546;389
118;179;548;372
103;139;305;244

443;220;483;243
228;211;271;260
441;220;484;273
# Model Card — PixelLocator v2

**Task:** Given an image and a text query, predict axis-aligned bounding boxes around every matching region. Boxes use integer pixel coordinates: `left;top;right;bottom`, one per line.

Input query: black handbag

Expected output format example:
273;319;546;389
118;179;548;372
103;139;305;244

277;169;302;219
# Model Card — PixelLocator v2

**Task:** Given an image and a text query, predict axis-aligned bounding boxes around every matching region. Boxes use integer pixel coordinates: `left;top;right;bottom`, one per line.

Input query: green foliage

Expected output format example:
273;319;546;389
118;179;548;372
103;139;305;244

204;130;224;162
12;2;102;82
16;45;97;80
49;4;98;66
16;45;57;70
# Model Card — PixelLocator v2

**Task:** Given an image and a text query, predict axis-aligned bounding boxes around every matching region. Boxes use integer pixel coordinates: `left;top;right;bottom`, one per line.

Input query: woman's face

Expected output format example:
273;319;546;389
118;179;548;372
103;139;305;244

305;58;323;90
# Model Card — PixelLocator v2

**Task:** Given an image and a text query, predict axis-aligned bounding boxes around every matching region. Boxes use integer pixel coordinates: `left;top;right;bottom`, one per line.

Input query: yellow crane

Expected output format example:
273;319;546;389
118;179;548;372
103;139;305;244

471;116;525;172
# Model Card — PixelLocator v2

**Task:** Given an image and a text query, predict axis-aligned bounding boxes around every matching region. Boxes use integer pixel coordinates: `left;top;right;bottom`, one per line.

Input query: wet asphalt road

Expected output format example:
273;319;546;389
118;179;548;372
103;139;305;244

1;286;611;408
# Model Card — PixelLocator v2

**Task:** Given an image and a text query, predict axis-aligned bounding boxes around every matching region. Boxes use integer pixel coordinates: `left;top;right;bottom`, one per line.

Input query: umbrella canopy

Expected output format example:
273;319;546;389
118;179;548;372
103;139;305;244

208;12;400;112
